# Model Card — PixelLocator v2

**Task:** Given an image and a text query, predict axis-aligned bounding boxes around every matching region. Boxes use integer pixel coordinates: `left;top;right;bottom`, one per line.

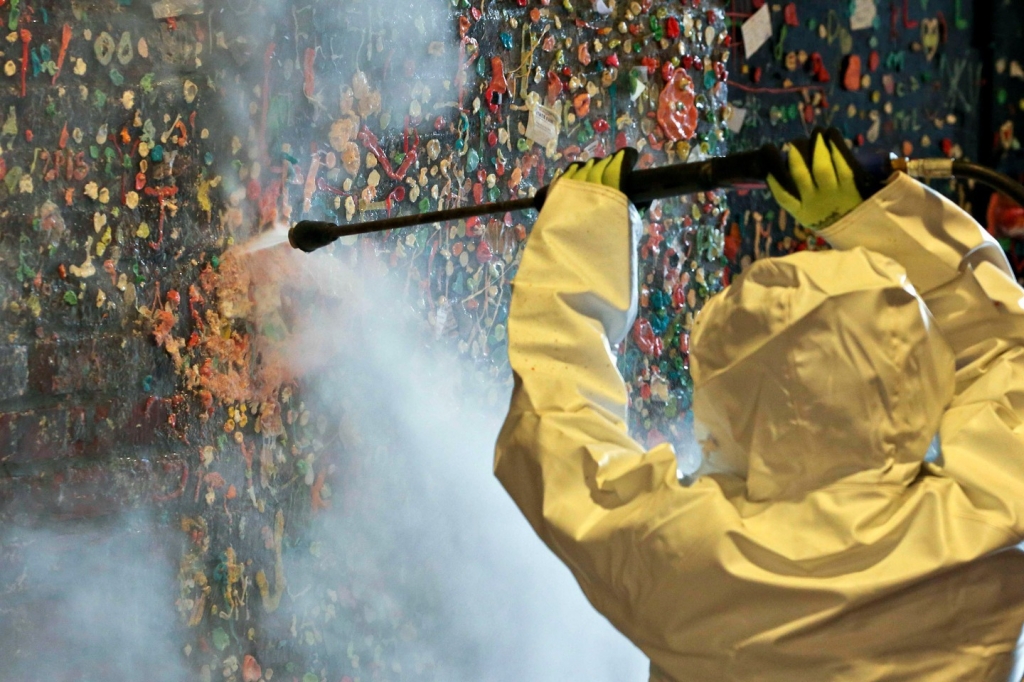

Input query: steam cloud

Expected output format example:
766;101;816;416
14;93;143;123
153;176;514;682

277;247;649;680
0;516;187;681
209;1;645;671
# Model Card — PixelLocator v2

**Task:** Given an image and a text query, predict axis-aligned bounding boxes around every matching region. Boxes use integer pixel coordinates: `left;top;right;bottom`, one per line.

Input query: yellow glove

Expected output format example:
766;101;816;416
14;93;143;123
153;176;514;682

767;128;874;231
559;148;636;192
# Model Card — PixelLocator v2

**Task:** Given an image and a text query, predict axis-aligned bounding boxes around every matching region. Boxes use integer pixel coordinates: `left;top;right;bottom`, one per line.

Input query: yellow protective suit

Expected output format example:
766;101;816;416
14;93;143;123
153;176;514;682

495;172;1024;681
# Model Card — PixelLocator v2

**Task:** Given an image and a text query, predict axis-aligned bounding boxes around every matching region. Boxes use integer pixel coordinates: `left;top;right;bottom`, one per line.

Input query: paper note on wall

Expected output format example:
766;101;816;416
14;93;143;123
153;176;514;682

741;4;772;59
152;0;205;18
526;103;561;148
726;106;748;134
850;0;877;31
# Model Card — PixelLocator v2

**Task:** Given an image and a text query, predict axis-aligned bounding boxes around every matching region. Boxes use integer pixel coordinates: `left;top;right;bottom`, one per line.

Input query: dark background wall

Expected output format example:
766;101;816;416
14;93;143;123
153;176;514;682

978;0;1024;272
722;0;984;269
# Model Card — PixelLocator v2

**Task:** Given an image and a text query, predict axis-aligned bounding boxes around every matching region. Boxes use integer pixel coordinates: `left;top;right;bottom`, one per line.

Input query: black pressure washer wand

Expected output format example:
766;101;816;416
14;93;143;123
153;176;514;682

288;146;1024;253
288;146;780;253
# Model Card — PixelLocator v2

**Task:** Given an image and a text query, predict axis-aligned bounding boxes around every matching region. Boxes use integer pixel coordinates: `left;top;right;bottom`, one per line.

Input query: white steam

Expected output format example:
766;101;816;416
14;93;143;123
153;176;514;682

281;246;649;680
0;517;186;680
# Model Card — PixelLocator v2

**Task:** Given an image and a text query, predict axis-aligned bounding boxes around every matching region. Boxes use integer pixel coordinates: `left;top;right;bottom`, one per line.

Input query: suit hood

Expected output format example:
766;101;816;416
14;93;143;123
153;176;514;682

690;248;956;502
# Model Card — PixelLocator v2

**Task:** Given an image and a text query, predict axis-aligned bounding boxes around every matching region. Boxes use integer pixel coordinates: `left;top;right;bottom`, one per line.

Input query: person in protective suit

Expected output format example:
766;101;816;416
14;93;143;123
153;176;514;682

494;127;1024;681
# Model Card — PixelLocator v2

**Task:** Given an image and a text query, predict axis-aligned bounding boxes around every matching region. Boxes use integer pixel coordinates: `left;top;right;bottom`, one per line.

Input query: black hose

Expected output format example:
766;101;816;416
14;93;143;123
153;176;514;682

952;161;1024;207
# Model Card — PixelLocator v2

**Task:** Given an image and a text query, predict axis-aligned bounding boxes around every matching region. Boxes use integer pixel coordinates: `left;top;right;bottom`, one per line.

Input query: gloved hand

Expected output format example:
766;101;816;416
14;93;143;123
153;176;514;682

766;127;879;231
559;148;638;193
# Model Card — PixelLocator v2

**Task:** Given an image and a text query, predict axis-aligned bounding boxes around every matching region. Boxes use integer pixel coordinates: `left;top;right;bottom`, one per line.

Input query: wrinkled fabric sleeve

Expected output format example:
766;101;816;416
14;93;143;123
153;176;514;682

493;179;730;653
820;173;1024;535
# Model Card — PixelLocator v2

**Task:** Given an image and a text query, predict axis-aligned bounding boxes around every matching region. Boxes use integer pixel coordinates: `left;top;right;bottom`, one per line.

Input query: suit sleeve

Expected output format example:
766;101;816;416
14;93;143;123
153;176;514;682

493;178;734;650
819;173;1024;535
